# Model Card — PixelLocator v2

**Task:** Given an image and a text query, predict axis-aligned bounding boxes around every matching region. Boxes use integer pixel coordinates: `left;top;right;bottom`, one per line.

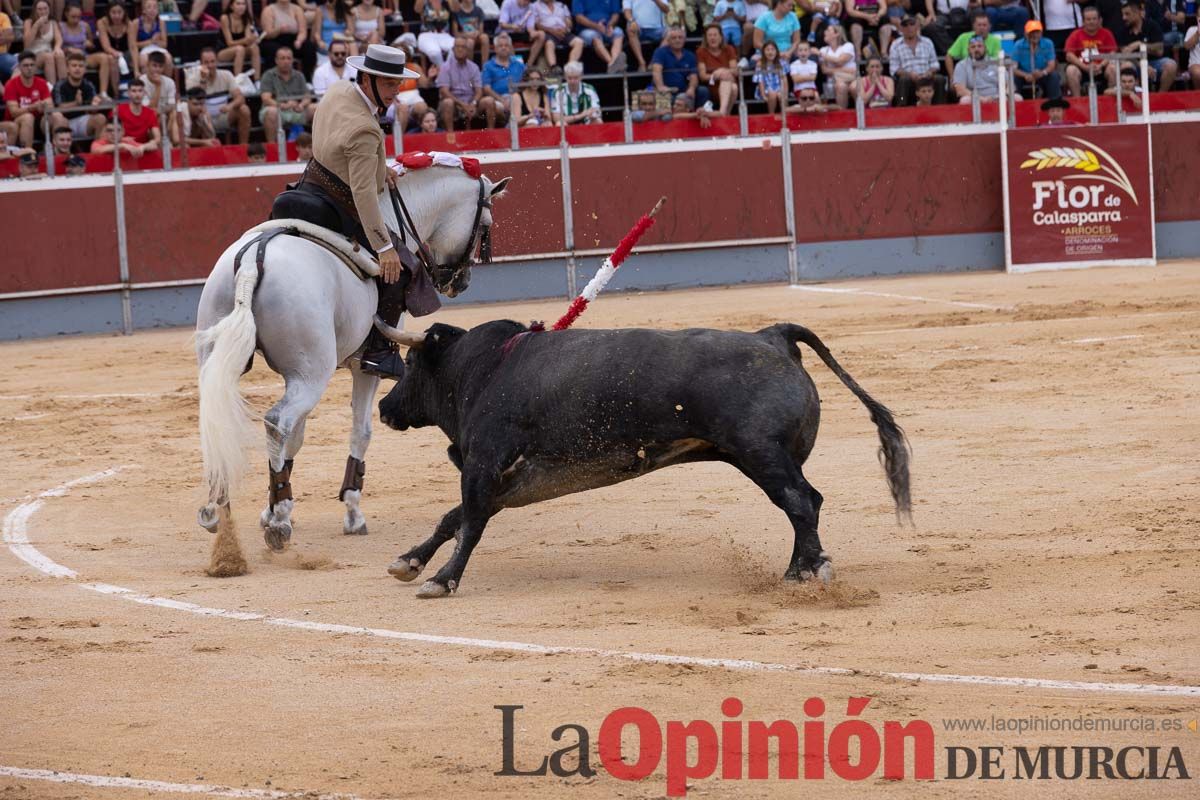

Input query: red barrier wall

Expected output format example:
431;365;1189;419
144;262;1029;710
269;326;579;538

2;185;120;293
1151;121;1200;223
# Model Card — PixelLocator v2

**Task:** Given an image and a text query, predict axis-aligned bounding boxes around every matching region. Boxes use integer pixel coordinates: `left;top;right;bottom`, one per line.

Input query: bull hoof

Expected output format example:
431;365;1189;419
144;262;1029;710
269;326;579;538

197;504;219;533
263;522;292;551
415;579;456;599
388;557;424;582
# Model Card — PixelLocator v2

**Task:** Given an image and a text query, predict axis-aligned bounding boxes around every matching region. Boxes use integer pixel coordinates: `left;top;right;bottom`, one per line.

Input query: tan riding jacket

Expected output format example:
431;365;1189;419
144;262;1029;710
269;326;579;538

310;81;391;253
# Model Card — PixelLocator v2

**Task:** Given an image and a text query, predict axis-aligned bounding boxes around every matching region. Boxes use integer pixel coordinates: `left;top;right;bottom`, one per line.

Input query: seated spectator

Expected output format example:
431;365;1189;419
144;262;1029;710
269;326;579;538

818;22;856;107
0;125;38;160
295;130;312;160
1163;0;1187;49
416;0;455;67
415;107;443;132
534;0;585;73
1064;6;1117;96
913;74;936;104
981;0;1028;34
697;24;739;115
1104;66;1143;111
437;36;487;130
889;14;940;105
96;3;131;97
623;0;669;72
1012;20;1060;100
651;26;708;107
754;0;801;61
132;0;171;79
65;153;86;174
186;47;252;144
802;0;843;47
181;85;221;146
952;35;1001;102
1040;96;1071;124
312;39;357;96
315;0;355;61
260;46;315;138
846;0;888;60
1187;22;1200;91
247;140;267;161
141;51;177;144
0;8;16;83
350;0;385;52
511;65;553;125
667;91;715;127
742;0;771;58
51;125;75;155
385;39;429;132
24;0;63;85
1116;0;1176;92
51;51;105;140
3;51;53;148
117;80;161;152
753;39;787;112
551;60;602;123
794;83;826;110
61;3;115;101
220;0;262;79
499;0;549;69
925;0;971;55
1040;0;1082;53
454;0;491;64
575;0;626;72
712;0;745;49
851;54;894;106
944;8;1000;79
629;88;670;120
788;39;817;101
260;0;316;78
19;151;40;178
481;32;524;125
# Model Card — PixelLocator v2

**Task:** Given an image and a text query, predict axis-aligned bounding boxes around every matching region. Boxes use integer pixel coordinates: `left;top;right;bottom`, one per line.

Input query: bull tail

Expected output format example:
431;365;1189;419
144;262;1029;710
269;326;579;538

779;323;912;523
196;263;261;507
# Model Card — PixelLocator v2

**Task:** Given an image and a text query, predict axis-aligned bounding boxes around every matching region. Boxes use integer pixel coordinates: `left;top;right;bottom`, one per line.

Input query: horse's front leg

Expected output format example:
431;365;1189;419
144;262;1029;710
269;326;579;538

340;365;380;536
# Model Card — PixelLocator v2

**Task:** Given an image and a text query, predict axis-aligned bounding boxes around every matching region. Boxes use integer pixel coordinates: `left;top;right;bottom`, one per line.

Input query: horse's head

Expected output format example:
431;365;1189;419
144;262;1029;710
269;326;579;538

391;169;511;299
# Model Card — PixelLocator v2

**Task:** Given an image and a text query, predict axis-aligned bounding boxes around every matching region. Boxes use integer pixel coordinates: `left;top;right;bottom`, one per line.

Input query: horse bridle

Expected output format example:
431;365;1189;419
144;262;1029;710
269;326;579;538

388;177;492;294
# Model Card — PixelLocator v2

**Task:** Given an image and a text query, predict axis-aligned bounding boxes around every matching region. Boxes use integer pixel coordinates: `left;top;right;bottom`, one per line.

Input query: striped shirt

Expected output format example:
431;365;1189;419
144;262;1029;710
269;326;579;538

888;35;939;77
552;82;601;121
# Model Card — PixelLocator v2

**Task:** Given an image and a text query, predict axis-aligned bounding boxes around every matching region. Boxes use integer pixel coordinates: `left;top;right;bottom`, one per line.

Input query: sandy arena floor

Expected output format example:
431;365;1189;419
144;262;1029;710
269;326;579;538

2;262;1198;799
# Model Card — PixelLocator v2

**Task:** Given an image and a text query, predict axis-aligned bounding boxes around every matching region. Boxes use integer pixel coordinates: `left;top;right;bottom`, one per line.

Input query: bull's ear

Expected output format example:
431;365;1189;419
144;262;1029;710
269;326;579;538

489;177;512;198
418;323;466;365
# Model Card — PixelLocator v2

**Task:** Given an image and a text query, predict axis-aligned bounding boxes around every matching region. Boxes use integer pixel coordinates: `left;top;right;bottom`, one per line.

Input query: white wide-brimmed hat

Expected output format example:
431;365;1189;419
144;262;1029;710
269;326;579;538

347;44;420;80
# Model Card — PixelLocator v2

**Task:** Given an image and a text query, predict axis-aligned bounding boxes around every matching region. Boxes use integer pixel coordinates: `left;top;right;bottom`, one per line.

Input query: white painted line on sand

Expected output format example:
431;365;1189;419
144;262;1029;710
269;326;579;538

1067;334;1144;345
844;308;1200;338
0;765;365;799
6;470;1200;699
789;285;1013;312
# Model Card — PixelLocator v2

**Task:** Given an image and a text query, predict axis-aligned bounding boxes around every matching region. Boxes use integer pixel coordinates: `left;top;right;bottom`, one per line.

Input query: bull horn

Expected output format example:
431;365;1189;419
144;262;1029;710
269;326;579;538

374;316;427;349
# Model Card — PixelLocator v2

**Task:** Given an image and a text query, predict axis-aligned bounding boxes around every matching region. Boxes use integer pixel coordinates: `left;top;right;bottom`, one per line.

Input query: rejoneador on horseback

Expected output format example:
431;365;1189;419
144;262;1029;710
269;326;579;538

192;43;510;573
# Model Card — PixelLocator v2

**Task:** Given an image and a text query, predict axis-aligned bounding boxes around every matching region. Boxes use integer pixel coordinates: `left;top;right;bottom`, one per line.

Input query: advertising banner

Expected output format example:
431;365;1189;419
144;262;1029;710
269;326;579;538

1003;124;1155;272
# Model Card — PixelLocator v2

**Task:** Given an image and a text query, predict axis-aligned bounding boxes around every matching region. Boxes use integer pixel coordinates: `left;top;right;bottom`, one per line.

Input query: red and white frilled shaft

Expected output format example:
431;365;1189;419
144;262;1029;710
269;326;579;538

549;196;667;331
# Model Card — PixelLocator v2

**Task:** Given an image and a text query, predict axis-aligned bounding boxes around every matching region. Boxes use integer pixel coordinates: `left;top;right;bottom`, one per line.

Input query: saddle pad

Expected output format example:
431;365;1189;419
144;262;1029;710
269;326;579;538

245;219;381;280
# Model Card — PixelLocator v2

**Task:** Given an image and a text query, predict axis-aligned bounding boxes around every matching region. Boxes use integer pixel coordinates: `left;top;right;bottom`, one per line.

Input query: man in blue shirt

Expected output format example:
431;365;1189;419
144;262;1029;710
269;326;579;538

1012;20;1061;99
575;0;627;72
650;26;709;106
481;32;525;125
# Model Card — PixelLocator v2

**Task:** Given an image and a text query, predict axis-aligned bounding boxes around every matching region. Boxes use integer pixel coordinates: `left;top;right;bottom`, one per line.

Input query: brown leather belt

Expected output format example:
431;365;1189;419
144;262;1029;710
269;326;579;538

298;158;359;224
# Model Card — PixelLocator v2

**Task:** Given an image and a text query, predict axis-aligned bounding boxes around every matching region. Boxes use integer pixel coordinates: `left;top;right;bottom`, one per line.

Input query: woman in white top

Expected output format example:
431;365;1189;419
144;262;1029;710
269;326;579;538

23;0;62;84
818;22;856;107
1186;25;1200;90
351;0;385;49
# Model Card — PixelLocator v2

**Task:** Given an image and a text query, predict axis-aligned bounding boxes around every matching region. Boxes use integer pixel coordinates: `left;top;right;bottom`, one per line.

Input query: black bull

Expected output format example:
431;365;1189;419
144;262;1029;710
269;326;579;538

378;320;911;598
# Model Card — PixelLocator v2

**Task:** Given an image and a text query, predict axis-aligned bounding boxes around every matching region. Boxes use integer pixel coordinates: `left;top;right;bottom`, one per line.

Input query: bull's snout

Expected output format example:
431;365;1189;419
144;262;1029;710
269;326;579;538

378;396;409;431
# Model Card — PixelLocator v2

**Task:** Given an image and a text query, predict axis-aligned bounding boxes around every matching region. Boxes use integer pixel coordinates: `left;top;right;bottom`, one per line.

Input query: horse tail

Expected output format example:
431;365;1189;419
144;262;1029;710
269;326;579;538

777;323;913;523
196;262;261;507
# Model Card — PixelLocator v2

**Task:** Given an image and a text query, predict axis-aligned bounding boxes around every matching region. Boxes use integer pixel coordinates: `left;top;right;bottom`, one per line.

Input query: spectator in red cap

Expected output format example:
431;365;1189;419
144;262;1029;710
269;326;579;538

1012;20;1060;99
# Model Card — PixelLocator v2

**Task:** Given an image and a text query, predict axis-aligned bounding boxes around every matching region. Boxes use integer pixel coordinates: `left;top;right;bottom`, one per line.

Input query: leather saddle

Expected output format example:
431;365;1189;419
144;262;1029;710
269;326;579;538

270;182;361;247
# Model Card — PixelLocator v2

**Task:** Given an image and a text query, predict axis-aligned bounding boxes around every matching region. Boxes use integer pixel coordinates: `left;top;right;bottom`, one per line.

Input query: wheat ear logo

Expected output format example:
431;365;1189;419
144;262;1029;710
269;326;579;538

1019;136;1139;205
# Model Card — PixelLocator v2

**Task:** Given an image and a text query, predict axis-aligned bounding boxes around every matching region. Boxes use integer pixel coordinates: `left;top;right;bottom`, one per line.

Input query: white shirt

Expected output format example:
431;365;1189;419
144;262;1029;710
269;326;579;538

1188;26;1200;65
1042;0;1081;32
313;60;357;97
789;57;817;89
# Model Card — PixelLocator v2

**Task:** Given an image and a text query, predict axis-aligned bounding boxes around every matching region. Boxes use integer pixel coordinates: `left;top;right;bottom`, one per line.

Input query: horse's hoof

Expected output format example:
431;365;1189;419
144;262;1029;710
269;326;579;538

388;557;423;582
263;522;292;551
197;505;219;533
259;507;271;530
416;579;453;599
344;519;368;536
816;560;835;585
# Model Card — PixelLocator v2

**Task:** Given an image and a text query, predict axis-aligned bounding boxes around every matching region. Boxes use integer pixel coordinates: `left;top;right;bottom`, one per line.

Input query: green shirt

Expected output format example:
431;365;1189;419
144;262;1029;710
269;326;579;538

946;33;1002;62
259;67;309;102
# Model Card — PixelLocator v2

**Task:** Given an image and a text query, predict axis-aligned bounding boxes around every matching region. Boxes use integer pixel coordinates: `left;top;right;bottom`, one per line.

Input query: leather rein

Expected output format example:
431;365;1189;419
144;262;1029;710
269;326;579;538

388;176;493;284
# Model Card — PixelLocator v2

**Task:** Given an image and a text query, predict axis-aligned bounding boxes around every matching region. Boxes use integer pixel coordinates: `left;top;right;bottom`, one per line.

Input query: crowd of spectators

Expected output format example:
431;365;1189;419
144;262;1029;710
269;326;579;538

2;0;1199;175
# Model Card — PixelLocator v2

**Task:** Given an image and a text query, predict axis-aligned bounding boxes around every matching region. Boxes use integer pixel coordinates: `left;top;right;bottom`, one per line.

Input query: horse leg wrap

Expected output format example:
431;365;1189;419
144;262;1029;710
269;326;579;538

339;456;365;502
269;459;294;510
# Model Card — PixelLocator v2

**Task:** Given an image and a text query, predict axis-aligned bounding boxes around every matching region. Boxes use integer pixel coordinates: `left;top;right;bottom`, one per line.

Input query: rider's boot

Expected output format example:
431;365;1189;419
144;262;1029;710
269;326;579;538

359;273;409;380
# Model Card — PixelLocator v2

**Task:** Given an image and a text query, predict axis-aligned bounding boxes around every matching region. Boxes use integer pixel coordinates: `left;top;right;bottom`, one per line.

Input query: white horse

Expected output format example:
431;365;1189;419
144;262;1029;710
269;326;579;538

194;166;510;561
